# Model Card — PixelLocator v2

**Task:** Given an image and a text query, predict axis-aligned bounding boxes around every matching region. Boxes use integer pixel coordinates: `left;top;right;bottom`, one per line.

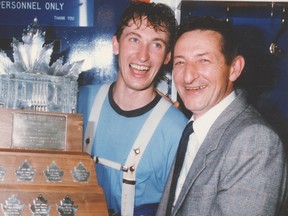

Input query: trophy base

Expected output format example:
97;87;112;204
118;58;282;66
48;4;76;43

0;149;108;215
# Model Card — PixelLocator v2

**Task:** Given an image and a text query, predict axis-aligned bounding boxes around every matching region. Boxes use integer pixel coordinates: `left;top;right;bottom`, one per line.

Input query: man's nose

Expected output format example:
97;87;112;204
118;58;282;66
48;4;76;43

137;45;150;62
184;64;199;83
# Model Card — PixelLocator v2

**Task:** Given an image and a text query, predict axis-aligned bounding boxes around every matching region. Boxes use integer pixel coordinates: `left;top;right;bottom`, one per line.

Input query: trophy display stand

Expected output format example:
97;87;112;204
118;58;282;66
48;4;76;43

0;108;108;216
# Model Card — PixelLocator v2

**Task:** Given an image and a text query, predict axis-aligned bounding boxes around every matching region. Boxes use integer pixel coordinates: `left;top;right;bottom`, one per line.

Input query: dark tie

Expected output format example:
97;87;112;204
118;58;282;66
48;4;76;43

166;121;193;215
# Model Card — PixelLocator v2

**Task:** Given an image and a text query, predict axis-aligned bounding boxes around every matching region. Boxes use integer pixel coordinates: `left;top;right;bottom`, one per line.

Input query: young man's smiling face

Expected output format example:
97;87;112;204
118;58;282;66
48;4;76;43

112;18;171;92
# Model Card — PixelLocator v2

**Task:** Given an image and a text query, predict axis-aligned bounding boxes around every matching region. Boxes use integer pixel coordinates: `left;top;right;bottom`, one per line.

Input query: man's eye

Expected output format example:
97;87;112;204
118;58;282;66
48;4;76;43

129;37;138;43
200;59;210;63
152;42;163;49
174;61;184;66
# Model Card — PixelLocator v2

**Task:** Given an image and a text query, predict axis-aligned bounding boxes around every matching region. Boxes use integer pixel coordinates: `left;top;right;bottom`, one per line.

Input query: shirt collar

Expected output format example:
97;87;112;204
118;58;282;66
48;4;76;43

191;91;236;144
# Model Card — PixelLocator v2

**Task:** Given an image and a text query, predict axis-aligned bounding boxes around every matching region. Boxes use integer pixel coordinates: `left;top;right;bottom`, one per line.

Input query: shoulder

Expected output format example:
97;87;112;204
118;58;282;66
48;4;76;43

77;83;112;114
159;97;188;123
208;101;284;157
156;100;188;138
223;106;284;155
217;105;286;168
232;105;276;135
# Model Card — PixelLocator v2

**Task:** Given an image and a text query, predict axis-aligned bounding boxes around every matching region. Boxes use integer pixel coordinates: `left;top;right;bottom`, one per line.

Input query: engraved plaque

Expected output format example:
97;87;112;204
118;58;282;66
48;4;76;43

0;165;7;181
71;162;90;183
57;196;78;216
1;195;24;216
12;112;67;150
15;160;36;182
44;161;64;182
30;194;51;216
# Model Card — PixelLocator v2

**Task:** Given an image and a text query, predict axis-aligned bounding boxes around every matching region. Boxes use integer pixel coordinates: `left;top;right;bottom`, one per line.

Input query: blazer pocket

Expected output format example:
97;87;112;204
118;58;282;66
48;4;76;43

184;185;217;215
189;184;217;200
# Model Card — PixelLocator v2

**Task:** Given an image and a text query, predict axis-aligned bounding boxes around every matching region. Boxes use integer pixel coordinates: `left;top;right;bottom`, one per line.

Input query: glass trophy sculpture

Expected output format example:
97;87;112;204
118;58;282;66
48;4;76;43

0;18;83;113
0;19;108;215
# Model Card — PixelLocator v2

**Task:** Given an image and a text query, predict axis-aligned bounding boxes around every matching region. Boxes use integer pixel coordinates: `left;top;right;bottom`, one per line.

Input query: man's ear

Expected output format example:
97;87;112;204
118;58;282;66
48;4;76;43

229;55;245;82
112;36;119;55
163;51;171;65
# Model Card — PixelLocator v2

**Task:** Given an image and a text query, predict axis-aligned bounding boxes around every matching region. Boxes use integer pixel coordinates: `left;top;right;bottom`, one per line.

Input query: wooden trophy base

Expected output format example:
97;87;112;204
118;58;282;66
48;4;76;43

0;108;108;215
0;149;108;215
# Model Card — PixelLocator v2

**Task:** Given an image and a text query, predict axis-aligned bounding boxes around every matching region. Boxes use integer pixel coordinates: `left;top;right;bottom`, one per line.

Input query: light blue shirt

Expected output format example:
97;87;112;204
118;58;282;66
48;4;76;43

78;83;188;213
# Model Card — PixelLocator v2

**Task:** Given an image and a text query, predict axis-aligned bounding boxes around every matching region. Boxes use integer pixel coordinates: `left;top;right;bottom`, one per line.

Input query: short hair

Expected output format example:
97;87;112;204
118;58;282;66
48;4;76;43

177;16;240;65
115;1;177;53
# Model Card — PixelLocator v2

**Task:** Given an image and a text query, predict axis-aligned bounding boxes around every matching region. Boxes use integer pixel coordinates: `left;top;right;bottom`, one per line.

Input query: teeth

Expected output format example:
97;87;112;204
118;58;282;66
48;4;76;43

187;85;207;90
130;64;149;71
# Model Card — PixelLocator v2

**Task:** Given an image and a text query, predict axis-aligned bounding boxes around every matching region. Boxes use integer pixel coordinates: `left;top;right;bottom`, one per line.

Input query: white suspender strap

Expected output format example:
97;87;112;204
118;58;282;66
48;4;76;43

83;83;111;154
87;89;171;215
121;97;171;216
92;156;132;172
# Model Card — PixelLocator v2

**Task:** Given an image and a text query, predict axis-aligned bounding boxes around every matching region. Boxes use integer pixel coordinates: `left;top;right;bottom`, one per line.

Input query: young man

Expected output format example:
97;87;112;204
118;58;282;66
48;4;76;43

157;16;288;216
77;2;188;216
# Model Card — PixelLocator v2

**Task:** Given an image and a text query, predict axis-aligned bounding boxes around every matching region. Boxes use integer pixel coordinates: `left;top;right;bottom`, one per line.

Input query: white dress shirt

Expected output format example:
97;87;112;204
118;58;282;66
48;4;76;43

174;91;236;204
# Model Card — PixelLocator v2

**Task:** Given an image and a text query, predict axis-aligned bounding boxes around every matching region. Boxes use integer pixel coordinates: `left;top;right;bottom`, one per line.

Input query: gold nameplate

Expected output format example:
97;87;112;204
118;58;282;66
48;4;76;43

12;112;67;150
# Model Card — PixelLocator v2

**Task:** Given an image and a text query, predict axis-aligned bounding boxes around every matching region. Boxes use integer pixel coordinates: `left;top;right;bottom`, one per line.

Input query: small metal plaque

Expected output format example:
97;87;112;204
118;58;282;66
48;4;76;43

57;196;78;216
71;162;90;183
1;195;24;216
30;194;51;216
12;112;67;150
15;160;36;182
0;165;7;181
44;161;64;182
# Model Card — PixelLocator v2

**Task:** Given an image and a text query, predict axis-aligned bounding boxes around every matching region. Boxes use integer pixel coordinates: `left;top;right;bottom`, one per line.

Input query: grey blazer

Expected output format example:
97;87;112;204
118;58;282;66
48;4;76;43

156;89;288;216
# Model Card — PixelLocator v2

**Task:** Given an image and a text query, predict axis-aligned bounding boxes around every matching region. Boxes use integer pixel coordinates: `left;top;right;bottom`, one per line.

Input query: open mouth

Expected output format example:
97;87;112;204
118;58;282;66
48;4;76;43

186;85;207;90
130;63;150;72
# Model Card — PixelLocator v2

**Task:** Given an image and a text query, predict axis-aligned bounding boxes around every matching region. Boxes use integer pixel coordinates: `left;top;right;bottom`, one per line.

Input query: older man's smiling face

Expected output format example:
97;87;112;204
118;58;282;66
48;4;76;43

173;30;238;119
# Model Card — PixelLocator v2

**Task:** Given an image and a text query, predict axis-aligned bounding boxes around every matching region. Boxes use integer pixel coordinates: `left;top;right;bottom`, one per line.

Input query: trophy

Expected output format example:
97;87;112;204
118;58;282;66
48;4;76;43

0;19;108;215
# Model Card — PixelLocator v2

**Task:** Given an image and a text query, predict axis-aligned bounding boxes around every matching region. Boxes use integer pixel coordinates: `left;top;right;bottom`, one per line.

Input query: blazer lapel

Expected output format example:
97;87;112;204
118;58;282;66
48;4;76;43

172;126;223;212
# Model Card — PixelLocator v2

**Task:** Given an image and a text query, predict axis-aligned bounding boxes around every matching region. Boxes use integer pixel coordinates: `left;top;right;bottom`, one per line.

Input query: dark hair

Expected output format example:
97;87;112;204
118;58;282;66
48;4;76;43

177;16;240;65
115;1;177;53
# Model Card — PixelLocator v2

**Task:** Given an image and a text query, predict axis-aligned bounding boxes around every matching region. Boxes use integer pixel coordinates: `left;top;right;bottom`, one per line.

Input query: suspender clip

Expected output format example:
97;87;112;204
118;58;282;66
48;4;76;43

134;148;140;154
91;156;99;163
121;165;128;172
123;178;136;185
121;165;135;172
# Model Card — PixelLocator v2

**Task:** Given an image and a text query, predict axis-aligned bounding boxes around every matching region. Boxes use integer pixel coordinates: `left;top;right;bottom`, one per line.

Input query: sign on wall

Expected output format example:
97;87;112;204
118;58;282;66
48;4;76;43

0;0;94;26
